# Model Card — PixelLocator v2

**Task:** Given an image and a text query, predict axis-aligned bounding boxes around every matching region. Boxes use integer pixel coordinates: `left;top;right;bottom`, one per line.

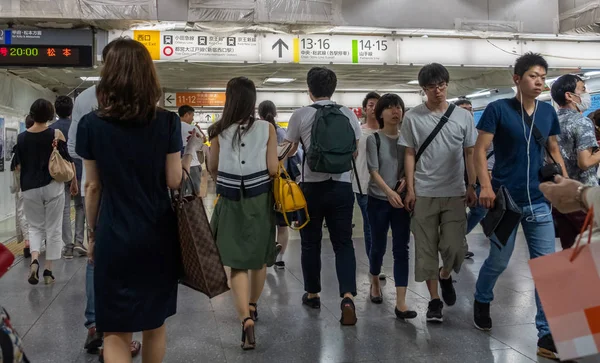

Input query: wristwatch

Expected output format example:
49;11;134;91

469;183;478;190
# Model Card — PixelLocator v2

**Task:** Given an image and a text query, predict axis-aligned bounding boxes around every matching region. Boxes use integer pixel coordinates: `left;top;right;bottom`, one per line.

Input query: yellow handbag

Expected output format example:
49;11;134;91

273;162;309;230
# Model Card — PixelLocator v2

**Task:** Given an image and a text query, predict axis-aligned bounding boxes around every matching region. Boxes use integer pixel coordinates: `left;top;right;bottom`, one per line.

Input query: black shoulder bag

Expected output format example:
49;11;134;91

415;104;456;163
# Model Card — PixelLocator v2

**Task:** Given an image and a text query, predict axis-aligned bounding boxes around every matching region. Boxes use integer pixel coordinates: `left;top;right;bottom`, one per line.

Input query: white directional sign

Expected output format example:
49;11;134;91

164;92;176;107
297;35;396;65
261;34;294;63
160;31;259;62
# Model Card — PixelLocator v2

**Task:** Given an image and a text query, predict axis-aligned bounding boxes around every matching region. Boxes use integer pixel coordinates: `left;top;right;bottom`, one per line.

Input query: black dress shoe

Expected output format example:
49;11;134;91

369;286;383;304
302;293;321;309
395;307;417;320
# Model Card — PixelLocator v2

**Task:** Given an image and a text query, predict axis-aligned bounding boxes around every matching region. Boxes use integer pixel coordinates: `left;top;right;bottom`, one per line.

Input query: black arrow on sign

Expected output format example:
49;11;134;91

205;115;211;122
166;94;174;104
272;38;288;58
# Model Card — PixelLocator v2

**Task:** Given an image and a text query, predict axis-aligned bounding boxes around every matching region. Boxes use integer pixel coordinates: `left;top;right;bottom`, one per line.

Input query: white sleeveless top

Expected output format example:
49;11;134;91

216;120;271;200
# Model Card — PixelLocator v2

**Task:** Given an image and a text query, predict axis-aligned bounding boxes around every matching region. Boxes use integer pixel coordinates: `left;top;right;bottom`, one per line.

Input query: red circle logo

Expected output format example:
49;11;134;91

163;46;174;56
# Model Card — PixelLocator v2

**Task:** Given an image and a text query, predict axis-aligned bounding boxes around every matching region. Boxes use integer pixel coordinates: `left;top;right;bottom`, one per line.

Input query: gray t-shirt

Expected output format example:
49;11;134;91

366;131;405;200
399;103;477;197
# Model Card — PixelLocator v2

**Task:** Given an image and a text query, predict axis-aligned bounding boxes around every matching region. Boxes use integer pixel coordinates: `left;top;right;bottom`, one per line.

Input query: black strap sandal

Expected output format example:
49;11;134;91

249;303;258;321
28;260;39;285
240;317;256;350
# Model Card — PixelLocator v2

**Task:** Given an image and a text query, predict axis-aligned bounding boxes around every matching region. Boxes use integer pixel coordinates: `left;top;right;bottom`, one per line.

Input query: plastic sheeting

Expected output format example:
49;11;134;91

0;71;56;114
0;0;158;20
560;0;600;34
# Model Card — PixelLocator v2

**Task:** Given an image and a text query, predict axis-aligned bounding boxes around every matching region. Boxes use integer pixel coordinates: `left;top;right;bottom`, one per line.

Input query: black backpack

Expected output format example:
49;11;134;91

302;104;357;174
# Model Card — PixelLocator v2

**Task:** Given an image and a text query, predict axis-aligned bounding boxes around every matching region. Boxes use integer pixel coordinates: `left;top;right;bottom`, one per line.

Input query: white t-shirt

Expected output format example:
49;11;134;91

285;100;362;183
352;126;377;194
180;122;201;167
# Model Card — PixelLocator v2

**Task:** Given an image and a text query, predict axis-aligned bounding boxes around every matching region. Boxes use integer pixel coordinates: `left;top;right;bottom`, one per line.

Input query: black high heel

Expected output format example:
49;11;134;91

249;303;258;321
28;260;39;285
240;317;256;350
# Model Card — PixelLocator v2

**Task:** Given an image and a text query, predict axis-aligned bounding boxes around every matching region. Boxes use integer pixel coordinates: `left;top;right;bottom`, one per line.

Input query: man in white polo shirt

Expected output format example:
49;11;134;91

285;67;362;326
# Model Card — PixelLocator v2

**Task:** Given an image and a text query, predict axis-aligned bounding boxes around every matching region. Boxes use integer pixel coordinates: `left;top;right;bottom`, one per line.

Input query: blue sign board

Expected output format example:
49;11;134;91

584;93;600;117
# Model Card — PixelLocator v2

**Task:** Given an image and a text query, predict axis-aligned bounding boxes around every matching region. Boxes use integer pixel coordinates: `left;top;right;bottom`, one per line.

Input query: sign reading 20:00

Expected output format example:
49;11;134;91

0;45;93;67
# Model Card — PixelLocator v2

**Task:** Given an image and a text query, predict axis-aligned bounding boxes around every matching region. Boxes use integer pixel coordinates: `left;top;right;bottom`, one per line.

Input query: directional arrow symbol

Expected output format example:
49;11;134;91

165;94;174;104
205;115;211;122
272;38;289;58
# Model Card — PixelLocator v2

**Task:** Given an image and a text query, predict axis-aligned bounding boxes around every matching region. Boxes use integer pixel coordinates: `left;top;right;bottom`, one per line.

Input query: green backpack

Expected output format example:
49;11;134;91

303;103;357;174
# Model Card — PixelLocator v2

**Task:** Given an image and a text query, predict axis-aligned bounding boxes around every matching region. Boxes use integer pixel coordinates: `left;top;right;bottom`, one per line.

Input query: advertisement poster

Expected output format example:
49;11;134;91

5;128;17;162
0;117;4;171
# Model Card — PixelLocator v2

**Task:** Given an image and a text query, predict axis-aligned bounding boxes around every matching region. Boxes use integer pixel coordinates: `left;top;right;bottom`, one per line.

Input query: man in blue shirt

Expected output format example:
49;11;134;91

473;53;567;360
50;96;84;259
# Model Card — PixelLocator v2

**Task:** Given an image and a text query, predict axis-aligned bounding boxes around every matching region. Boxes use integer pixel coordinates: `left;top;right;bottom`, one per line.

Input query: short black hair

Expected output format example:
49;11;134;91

514;52;548;77
178;105;195;117
54;96;73;118
375;93;405;129
551;74;583;107
29;99;55;123
454;99;472;107
307;67;337;98
362;92;381;109
418;63;450;87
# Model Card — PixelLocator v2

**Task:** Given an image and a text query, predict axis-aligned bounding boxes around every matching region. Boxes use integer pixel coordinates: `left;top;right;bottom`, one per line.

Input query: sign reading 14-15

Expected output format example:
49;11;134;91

297;35;396;65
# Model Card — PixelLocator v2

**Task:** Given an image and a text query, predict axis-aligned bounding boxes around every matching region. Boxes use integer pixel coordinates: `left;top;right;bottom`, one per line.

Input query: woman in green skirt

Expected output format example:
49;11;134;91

207;77;279;350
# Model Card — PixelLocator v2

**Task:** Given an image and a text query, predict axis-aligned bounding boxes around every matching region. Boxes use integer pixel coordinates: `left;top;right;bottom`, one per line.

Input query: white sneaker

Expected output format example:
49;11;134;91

379;267;386;280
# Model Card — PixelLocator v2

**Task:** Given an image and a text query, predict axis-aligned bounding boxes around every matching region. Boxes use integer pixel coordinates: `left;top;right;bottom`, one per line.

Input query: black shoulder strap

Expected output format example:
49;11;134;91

486;150;495;160
512;98;558;164
374;132;381;154
415;103;455;163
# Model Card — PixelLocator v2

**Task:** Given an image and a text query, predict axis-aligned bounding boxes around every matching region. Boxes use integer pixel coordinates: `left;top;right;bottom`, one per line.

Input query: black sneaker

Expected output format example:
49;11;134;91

473;300;492;331
438;268;456;306
302;293;321;309
465;251;474;259
537;334;559;360
426;298;444;323
274;261;285;270
63;247;74;260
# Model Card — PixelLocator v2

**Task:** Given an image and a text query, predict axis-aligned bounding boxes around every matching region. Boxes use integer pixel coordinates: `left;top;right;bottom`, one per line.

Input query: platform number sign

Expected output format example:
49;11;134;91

297;35;395;64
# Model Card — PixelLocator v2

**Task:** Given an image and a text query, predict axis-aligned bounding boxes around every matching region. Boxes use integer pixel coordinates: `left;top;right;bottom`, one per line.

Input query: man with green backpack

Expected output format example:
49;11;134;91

285;67;362;326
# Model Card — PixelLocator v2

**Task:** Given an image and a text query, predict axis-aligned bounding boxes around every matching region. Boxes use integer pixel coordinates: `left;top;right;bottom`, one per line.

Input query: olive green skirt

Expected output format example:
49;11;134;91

211;192;277;270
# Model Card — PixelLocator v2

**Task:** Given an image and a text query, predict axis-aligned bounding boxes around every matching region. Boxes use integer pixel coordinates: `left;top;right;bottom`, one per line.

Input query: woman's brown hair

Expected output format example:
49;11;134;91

96;37;162;124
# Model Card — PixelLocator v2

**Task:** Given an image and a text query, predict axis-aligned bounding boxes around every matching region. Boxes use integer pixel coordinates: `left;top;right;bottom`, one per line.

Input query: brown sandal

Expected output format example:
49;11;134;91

240;317;256;350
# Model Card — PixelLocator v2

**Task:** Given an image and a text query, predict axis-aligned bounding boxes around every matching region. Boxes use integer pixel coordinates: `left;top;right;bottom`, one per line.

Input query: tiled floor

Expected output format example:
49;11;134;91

1;198;598;363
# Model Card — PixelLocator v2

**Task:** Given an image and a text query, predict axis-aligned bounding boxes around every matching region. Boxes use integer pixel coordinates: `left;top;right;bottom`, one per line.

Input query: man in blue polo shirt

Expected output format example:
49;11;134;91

473;53;567;360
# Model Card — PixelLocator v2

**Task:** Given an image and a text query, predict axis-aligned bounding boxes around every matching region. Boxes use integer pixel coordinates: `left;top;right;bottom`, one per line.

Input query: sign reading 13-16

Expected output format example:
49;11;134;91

297;35;396;65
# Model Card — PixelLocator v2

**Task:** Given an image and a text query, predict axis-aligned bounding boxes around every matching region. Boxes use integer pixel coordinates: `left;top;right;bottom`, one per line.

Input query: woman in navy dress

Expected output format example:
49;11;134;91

76;38;201;363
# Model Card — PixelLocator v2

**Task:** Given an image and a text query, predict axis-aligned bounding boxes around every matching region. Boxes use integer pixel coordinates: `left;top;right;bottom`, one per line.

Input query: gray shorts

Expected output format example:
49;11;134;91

411;196;467;282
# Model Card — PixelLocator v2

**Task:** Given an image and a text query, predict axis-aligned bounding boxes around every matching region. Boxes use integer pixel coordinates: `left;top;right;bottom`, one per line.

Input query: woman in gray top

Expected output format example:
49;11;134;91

366;94;417;319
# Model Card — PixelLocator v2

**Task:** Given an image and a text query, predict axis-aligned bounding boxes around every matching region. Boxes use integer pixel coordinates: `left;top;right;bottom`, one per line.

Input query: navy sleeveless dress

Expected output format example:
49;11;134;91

76;110;182;332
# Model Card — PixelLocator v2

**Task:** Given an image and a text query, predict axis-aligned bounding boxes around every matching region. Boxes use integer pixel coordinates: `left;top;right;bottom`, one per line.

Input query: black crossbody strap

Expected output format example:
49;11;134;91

415;103;455;163
515;99;558;164
486;150;495;160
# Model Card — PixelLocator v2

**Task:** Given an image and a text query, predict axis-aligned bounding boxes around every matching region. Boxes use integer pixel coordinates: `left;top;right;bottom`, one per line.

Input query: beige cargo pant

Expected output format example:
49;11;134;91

411;196;467;282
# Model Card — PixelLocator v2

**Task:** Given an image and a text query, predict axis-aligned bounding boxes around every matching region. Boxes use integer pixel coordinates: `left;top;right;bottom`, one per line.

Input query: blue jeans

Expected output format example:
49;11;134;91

84;260;95;329
355;193;372;256
474;202;555;338
367;197;411;287
467;185;487;234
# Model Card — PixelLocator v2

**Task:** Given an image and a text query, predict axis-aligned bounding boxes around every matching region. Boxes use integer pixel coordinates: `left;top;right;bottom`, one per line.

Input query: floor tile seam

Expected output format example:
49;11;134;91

401;347;535;362
21;260;86;338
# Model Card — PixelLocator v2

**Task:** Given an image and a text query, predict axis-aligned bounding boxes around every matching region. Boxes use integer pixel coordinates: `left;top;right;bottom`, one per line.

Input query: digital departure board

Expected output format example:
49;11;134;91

0;45;93;67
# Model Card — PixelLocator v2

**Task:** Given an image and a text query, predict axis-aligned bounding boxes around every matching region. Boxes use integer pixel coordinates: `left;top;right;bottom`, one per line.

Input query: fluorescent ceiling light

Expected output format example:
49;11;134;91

80;76;101;82
407;80;419;85
584;71;600;77
263;78;296;84
447;98;459;102
545;77;559;85
466;91;491;99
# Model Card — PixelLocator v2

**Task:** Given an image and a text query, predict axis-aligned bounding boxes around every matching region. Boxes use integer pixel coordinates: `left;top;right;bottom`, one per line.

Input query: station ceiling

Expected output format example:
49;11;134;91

3;62;568;97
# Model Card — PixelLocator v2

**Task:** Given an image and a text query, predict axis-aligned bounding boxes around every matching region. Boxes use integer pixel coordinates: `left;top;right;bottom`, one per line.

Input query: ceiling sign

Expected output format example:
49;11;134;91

295;35;396;65
160;31;259;62
261;34;295;63
0;29;93;67
167;92;227;107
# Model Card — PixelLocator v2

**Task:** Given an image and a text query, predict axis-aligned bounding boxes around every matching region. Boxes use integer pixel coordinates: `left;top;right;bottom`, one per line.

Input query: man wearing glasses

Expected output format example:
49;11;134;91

400;63;477;323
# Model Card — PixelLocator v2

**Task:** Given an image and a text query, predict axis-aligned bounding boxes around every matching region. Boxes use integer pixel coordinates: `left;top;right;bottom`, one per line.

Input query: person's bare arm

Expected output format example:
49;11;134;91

404;147;416;211
475;131;495;209
208;137;220;181
547;136;568;178
267;124;279;176
370;170;403;208
464;147;476;185
83;159;101;260
166;152;183;190
577;148;600;170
